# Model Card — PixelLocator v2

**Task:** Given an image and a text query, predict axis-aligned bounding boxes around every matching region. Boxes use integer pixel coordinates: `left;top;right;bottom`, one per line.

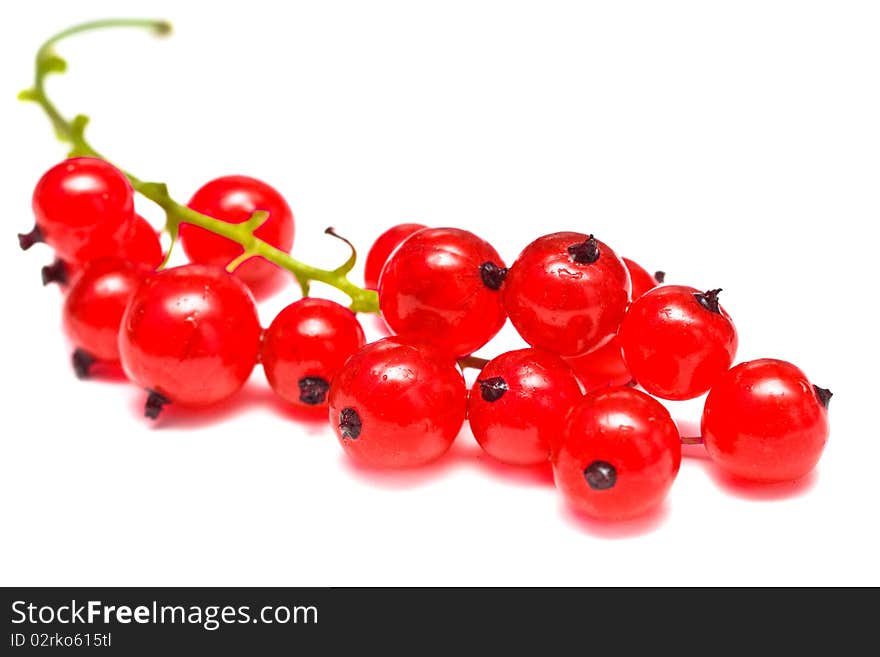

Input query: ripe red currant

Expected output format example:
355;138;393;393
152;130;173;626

379;227;507;357
180;175;294;296
118;264;262;417
63;258;149;378
29;157;135;263
262;298;366;408
503;232;631;357
619;286;737;400
468;349;583;466
622;258;664;300
566;258;663;389
328;337;467;467
118;214;163;270
702;359;831;482
363;223;426;290
553;387;681;520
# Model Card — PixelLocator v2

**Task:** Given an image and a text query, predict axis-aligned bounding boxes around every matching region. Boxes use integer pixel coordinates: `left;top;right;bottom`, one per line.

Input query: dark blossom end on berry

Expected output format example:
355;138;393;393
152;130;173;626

584;460;617;490
339;407;362;440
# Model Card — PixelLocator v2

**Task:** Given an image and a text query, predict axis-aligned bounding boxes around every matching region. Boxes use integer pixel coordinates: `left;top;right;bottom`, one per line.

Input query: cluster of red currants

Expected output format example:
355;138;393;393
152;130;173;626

21;156;831;522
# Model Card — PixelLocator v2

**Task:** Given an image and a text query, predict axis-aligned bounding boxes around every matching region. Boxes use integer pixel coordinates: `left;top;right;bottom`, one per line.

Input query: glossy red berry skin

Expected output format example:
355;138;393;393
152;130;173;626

504;232;631;357
32;157;135;263
118;215;163;270
180;175;294;296
379;227;507;357
118;265;262;408
364;223;426;290
63;259;149;363
566;257;662;389
328;337;467;468
468;349;583;466
553;387;681;520
621;258;661;300
261;298;366;408
566;339;633;390
702;359;830;482
619;285;737;400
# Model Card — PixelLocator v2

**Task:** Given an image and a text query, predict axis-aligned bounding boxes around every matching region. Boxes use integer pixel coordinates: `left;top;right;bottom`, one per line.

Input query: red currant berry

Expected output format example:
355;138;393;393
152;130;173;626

468;348;583;466
378;227;507;357
262;298;366;408
30;157;135;263
619;286;737;400
363;223;426;290
328;337;467;467
566;258;663;389
117;214;163;270
565;339;633;390
180;175;294;296
63;258;149;378
622;258;664;299
118;264;262;417
503;232;631;357
553;387;681;520
702;359;831;482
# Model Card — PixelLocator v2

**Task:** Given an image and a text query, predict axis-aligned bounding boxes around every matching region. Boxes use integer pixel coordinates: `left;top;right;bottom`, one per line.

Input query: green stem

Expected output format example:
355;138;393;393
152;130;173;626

20;18;378;313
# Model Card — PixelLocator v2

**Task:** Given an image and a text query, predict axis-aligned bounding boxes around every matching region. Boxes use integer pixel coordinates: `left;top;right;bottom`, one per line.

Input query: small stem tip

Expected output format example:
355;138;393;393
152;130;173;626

680;435;704;446
813;385;833;409
41;259;69;286
144;390;170;420
458;355;490;371
654;271;666;284
567;235;601;265
71;349;95;380
694;288;723;314
18;225;44;251
479;261;508;291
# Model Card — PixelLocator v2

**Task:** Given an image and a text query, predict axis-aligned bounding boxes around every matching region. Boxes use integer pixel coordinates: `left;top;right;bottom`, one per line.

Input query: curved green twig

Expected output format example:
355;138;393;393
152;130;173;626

20;18;379;313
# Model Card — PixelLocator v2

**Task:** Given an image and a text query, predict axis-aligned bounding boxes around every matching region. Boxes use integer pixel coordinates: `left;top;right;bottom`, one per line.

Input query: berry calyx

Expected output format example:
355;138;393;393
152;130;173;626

584;461;616;490
144;390;171;420
813;385;833;408
18;225;44;251
468;348;583;466
553;387;681;520
477;377;508;402
619;284;738;400
298;377;331;405
339;407;363;440
328;337;467;467
379;227;508;357
41;258;71;286
694;288;723;314
567;235;601;264
702;359;830;482
504;232;631;357
71;348;96;380
478;261;508;290
261;298;366;409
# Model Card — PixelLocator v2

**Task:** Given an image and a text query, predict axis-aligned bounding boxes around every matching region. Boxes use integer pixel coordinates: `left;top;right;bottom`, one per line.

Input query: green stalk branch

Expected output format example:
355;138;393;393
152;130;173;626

19;18;379;313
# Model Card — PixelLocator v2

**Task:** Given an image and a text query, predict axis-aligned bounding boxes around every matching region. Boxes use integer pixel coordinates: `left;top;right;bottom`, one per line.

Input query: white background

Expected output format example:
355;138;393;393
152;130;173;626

1;1;877;586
